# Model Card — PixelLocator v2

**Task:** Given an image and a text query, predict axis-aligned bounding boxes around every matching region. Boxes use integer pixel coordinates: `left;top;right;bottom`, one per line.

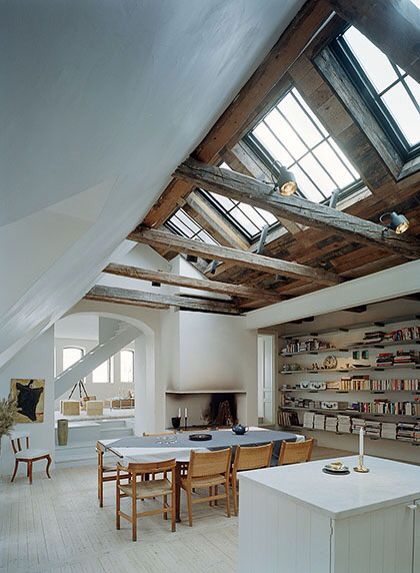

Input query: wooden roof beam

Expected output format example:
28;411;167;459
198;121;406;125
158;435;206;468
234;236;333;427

85;285;241;315
128;227;342;286
174;158;420;260
103;263;282;303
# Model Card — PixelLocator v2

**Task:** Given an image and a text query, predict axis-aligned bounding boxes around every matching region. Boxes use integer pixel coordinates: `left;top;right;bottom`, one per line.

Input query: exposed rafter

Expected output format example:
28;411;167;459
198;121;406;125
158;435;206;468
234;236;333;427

103;263;282;303
85;285;241;315
128;227;342;286
174;158;420;260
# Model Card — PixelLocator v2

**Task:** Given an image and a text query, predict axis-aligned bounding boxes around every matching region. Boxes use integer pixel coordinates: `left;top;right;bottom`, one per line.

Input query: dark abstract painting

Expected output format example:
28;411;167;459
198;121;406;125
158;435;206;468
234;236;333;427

10;379;45;423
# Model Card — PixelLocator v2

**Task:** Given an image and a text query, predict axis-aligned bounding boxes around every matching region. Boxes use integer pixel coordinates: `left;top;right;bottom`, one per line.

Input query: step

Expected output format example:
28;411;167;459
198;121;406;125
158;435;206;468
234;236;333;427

99;427;133;439
98;419;129;429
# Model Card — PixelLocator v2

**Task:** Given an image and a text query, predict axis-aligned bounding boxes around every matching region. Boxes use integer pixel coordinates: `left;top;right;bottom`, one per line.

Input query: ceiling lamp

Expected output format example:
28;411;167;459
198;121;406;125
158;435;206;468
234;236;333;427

271;162;297;196
380;211;410;234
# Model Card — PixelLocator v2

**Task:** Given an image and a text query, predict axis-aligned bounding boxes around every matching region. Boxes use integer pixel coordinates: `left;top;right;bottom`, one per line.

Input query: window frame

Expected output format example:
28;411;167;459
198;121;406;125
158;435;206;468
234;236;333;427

120;349;134;383
330;30;420;162
62;346;84;371
164;207;219;245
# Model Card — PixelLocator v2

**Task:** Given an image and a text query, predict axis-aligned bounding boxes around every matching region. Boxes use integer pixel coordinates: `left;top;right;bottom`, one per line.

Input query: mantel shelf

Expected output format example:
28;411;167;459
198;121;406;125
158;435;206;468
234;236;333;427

166;389;247;395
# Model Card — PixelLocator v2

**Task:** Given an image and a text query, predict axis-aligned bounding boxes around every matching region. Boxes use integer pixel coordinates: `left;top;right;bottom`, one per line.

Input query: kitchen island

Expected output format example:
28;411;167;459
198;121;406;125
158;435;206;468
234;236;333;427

238;455;420;573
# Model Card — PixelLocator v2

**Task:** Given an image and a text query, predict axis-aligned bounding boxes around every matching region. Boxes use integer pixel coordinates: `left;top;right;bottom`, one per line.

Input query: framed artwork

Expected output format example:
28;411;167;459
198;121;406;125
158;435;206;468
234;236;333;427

10;379;45;423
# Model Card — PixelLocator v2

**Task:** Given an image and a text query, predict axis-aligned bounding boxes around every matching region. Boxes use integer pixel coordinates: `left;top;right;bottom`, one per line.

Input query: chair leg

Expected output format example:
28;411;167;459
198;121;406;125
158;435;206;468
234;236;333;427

209;486;213;507
131;496;137;542
171;490;176;532
11;461;19;483
186;488;193;527
45;456;52;479
225;481;231;518
163;494;168;520
214;485;218;506
27;463;30;478
116;485;121;530
232;475;238;516
28;461;33;485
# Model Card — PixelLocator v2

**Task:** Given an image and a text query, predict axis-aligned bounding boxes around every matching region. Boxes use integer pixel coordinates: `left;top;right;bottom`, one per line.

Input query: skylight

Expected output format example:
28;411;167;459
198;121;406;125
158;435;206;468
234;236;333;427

335;26;420;156
246;87;360;203
201;162;278;240
165;208;218;245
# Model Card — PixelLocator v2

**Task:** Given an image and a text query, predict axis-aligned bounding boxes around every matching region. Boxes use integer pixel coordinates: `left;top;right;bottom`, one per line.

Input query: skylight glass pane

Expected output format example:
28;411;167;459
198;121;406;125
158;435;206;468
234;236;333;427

165;208;218;245
255;207;277;225
249;87;359;202
265;107;307;159
290;165;325;202
278;92;323;148
312;141;355;188
238;202;268;228
298;153;336;195
382;83;420;146
209;191;237;210
229;207;260;235
343;27;398;93
253;123;294;165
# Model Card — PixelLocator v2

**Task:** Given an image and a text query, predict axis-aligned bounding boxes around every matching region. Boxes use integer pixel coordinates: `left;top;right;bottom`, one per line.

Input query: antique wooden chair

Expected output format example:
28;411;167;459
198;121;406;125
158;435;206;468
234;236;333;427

10;432;52;484
231;442;273;515
181;448;231;526
116;458;176;541
96;442;130;507
277;438;314;466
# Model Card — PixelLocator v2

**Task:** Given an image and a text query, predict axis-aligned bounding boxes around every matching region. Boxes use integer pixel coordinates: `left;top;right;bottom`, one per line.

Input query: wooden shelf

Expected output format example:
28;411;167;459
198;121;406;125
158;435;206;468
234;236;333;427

279;388;420;394
280;339;420;357
280;314;420;339
281;425;420;445
280;406;420;420
279;364;420;375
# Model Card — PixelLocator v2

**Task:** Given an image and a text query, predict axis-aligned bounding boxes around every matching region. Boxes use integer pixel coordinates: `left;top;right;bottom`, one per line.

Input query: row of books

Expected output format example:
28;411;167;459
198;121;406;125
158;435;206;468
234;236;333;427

277;410;300;427
336;376;420;391
284;398;420;416
301;413;420;443
376;350;420;367
281;338;332;354
359;326;420;345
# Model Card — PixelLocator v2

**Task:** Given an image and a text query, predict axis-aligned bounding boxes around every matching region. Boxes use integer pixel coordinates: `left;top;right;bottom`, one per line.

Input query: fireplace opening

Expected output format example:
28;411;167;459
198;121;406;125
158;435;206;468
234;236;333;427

203;393;238;427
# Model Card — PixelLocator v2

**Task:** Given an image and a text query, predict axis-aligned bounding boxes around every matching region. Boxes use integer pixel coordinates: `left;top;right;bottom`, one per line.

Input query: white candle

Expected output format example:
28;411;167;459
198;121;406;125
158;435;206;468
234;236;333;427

359;427;364;457
178;408;181;418
185;407;188;418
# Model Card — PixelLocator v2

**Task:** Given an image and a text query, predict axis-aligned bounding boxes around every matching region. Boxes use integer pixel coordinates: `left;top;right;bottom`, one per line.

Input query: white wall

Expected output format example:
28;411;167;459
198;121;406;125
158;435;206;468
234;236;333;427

0;328;54;475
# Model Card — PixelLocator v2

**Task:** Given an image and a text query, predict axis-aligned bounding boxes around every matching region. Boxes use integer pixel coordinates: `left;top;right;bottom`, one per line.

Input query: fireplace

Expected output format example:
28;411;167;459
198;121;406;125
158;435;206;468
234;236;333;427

203;393;238;427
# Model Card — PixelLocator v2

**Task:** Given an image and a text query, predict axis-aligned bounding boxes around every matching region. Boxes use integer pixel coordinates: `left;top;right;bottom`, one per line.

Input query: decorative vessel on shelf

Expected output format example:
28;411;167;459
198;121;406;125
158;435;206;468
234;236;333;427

171;416;181;430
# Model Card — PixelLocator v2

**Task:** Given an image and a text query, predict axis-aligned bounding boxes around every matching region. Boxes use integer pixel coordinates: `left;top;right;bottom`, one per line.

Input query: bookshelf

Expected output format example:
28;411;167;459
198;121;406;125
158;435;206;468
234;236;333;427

277;318;420;454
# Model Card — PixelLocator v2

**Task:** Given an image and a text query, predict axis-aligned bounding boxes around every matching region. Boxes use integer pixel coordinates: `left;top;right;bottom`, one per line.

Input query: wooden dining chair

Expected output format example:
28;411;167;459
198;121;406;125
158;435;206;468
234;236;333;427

116;458;176;542
181;448;231;526
96;442;130;507
231;442;273;515
277;438;314;466
10;432;52;484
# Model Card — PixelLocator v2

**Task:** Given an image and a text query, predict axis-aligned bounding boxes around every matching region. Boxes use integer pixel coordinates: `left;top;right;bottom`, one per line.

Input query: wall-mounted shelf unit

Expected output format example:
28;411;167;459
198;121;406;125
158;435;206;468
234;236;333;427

280;406;420;420
280;339;420;357
280;365;420;375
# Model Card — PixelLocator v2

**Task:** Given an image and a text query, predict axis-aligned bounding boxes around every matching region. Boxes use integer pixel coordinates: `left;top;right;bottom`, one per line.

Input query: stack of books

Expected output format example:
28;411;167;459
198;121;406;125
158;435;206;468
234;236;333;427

384;326;420;342
352;418;365;434
325;416;338;432
394;350;419;365
381;422;397;440
337;415;352;433
365;420;381;439
314;414;325;430
397;422;416;442
376;353;394;367
303;411;315;429
362;330;385;345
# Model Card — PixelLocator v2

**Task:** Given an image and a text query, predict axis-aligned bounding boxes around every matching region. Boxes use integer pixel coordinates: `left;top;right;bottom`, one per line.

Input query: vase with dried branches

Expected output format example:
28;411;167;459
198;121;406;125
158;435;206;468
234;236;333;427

0;396;17;456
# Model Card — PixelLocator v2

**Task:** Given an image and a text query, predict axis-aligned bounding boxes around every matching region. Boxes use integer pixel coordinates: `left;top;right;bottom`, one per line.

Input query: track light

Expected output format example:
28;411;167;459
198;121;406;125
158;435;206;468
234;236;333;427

271;161;297;196
379;211;410;234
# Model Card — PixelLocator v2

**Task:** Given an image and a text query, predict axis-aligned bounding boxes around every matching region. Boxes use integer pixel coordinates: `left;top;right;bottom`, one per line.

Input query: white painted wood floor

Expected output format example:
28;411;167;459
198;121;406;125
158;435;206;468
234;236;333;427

0;464;237;573
0;446;351;573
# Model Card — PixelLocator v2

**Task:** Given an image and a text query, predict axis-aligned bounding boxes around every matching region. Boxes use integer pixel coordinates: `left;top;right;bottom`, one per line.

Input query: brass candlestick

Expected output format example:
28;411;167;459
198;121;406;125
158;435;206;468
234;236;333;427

353;454;369;473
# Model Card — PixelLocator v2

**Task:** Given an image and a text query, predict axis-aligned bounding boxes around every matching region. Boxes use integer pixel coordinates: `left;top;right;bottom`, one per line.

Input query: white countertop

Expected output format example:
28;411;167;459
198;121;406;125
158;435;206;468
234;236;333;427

239;456;420;519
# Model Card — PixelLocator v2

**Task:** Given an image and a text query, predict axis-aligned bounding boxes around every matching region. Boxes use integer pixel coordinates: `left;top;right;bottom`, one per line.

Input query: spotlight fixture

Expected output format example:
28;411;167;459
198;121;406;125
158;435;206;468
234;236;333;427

379;211;410;235
271;161;297;196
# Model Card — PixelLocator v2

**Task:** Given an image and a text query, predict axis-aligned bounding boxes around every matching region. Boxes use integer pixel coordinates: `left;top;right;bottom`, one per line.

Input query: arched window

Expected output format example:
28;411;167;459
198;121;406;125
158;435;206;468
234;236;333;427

63;347;84;370
120;350;134;383
92;359;112;383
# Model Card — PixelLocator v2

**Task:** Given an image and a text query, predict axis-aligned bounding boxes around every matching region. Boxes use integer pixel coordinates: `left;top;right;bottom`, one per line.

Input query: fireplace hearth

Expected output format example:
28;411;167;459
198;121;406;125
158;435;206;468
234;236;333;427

203;393;238;427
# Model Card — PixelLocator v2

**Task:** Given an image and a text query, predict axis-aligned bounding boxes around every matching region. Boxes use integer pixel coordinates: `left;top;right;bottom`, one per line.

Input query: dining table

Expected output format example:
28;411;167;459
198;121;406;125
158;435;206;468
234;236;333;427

97;427;302;522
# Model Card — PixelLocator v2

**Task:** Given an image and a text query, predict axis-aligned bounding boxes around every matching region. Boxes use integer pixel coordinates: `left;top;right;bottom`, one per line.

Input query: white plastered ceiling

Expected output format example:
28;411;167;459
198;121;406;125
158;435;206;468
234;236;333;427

0;0;305;370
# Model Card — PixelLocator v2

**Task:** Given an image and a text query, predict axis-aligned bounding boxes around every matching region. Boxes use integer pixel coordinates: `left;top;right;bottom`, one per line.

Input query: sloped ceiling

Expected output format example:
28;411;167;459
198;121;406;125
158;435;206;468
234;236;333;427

0;0;305;370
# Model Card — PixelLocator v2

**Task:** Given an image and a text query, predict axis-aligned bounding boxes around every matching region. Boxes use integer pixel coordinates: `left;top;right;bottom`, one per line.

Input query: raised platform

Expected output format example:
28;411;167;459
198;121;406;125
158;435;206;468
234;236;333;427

54;407;134;422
